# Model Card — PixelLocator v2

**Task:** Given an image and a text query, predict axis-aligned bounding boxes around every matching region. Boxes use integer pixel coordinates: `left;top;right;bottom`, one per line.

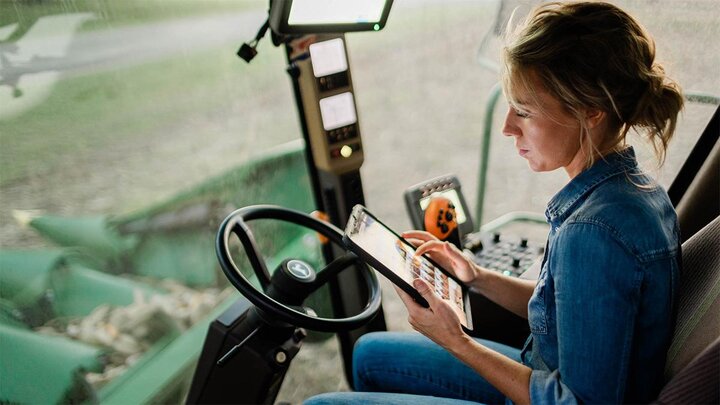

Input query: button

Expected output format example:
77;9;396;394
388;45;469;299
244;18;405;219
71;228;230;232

275;350;288;364
339;145;353;157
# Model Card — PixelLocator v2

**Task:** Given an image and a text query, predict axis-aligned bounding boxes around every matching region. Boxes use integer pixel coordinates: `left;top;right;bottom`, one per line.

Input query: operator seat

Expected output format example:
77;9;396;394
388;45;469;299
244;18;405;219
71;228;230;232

654;215;720;404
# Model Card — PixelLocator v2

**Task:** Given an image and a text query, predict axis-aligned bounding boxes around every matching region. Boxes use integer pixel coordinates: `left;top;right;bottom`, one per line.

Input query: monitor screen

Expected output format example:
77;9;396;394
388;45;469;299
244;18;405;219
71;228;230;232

309;38;348;78
345;206;465;315
289;0;386;25
319;92;357;131
270;0;393;34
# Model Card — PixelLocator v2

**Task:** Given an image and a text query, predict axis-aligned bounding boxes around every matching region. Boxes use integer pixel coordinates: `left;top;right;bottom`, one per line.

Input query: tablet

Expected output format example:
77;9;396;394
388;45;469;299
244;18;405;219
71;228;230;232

343;204;473;329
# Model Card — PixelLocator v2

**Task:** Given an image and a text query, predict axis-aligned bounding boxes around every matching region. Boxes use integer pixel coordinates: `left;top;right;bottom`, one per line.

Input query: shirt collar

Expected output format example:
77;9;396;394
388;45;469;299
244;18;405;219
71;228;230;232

545;147;639;226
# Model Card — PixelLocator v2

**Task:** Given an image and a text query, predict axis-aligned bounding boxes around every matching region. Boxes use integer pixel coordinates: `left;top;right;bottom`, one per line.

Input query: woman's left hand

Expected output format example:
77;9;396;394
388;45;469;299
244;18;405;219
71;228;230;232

394;279;468;350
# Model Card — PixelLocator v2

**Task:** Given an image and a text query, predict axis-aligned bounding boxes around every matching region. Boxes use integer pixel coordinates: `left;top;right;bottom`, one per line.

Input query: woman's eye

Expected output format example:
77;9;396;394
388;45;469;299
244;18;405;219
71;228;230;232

514;109;530;118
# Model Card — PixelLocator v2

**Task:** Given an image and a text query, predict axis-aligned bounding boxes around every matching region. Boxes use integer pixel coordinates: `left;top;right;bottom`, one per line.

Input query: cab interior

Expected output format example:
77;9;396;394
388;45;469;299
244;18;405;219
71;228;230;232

0;0;718;403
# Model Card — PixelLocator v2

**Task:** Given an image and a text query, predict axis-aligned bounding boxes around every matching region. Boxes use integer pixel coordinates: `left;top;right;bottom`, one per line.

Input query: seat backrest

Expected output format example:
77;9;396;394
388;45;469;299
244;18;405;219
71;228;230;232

674;133;720;243
656;335;719;404
656;215;720;402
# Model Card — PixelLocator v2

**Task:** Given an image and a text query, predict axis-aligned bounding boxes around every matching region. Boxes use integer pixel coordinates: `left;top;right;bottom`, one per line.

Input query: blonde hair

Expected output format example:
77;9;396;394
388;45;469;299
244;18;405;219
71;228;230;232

502;1;684;168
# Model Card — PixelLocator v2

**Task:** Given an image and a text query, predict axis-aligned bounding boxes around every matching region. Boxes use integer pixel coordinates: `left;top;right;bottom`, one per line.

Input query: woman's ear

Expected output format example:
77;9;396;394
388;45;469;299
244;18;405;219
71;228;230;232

585;109;606;129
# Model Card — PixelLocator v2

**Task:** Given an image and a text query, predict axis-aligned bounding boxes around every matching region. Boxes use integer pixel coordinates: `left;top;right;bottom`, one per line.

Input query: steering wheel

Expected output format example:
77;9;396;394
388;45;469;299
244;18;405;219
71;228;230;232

216;205;382;332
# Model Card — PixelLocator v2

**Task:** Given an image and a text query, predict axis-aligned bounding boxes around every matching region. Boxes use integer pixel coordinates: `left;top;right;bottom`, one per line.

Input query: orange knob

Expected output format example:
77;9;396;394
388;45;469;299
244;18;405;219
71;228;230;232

423;197;458;240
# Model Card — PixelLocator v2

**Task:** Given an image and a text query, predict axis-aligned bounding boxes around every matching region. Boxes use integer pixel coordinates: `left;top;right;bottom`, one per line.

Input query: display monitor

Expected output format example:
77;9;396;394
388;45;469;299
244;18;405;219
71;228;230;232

344;205;471;328
269;0;393;34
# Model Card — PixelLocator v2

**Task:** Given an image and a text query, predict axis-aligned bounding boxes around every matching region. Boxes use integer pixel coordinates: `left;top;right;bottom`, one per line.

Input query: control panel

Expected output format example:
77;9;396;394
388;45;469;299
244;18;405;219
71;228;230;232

286;34;387;382
289;34;363;174
463;232;544;277
404;175;544;347
404;174;544;278
404;174;475;237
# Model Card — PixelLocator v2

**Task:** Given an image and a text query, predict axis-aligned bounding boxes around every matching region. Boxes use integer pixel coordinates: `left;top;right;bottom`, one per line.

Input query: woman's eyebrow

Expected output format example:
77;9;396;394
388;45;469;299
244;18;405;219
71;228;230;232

512;97;532;107
513;100;532;109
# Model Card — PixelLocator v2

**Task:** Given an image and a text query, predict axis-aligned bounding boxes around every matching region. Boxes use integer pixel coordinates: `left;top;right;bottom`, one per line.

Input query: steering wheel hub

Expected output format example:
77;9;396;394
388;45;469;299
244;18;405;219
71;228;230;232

285;259;315;282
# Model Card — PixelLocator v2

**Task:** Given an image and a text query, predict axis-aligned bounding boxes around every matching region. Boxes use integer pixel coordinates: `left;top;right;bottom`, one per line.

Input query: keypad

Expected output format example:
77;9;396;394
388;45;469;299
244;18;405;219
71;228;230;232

465;232;543;277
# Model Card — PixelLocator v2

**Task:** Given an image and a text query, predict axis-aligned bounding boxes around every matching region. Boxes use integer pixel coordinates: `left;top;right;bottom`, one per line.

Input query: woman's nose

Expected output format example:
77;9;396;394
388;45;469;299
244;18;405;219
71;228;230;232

502;108;519;138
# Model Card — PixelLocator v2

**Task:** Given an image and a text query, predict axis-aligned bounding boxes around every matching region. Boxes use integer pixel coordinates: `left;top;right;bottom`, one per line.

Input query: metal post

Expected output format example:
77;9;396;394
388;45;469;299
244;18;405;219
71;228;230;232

476;82;503;230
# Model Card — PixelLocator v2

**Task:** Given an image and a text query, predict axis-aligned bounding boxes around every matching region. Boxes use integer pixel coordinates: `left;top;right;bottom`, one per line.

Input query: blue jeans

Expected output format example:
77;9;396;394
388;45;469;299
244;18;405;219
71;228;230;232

303;332;521;405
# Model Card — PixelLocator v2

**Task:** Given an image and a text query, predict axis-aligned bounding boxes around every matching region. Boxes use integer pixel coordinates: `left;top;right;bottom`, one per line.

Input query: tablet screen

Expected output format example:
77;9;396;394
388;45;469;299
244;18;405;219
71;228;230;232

345;207;464;312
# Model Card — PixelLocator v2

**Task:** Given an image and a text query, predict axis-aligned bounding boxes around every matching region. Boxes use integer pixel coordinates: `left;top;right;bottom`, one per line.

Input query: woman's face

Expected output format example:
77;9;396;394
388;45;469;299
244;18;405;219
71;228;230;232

502;73;588;178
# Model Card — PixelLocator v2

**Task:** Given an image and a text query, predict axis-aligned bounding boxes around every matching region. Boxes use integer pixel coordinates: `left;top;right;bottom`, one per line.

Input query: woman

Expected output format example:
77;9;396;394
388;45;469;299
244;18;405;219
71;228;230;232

307;1;683;403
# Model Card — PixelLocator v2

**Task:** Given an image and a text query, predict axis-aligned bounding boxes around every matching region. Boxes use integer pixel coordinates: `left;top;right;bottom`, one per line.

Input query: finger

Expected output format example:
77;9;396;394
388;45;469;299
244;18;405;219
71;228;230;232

401;230;438;242
414;240;447;257
392;284;423;311
412;278;440;309
404;237;425;248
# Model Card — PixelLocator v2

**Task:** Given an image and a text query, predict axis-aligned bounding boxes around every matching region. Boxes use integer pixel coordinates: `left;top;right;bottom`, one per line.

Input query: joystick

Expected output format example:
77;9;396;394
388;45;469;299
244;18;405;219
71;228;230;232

424;196;463;248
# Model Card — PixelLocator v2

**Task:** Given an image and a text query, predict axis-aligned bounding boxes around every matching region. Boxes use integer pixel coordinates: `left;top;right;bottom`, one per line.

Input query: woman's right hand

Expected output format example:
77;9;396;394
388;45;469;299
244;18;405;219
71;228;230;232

402;230;481;286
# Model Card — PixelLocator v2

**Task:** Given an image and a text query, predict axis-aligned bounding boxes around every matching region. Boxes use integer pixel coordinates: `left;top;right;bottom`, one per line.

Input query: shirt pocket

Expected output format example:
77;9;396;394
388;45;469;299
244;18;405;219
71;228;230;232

528;276;548;335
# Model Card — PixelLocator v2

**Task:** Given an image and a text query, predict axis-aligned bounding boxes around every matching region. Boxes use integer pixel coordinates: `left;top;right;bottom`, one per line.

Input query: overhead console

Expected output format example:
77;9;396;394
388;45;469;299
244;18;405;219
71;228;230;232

267;0;393;176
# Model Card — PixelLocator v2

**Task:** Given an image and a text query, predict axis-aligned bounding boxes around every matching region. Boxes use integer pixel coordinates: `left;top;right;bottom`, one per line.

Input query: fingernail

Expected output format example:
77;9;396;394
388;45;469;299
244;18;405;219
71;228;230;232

413;279;425;291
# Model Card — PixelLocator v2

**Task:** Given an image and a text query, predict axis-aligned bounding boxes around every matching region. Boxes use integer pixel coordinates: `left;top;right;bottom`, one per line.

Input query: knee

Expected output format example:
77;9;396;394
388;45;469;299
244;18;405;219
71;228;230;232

353;332;385;365
352;332;388;391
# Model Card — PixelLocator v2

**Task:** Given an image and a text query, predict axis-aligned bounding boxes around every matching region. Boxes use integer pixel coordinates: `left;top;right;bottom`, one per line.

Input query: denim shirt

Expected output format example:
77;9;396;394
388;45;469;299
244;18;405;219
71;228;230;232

520;147;680;404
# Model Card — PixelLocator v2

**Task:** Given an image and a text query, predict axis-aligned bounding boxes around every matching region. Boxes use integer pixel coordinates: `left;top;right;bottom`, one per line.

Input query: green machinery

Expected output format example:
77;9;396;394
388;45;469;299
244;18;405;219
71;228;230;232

0;140;328;404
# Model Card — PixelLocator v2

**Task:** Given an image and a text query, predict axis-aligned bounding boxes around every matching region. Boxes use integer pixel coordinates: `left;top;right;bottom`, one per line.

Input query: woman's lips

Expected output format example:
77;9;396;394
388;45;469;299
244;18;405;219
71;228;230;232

519;149;529;157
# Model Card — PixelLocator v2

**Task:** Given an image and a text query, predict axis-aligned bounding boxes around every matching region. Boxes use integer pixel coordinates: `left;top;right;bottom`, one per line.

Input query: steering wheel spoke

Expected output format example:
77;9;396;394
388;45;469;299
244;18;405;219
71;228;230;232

231;220;272;290
306;252;361;295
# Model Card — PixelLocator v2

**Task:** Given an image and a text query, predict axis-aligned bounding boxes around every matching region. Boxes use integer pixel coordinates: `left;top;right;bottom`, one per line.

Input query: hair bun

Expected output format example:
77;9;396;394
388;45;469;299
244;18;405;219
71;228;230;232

648;64;666;96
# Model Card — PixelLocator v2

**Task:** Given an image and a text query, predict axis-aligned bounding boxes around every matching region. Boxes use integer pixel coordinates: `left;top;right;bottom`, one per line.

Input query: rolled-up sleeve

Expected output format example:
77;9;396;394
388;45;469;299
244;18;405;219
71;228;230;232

528;221;641;404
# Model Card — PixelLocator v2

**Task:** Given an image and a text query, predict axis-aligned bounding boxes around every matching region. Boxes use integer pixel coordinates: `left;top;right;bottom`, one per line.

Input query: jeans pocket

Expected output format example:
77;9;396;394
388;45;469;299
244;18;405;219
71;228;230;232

528;277;548;334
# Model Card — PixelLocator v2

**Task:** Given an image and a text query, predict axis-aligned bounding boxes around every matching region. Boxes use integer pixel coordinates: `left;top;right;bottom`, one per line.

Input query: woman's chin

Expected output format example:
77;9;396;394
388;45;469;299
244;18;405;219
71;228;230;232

526;161;554;173
526;161;542;172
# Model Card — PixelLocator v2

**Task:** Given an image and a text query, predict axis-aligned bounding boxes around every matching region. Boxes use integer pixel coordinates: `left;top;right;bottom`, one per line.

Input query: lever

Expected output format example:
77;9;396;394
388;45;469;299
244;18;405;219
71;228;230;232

217;326;263;367
423;196;463;248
